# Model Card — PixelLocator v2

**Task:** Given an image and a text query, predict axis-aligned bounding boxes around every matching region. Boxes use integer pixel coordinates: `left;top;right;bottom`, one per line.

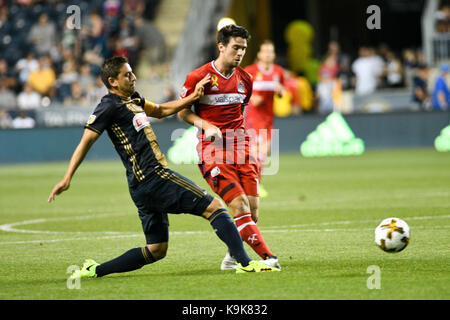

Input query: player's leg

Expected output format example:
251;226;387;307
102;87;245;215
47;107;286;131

228;194;276;260
92;212;169;278
231;164;277;260
153;167;254;269
201;197;252;268
247;195;280;269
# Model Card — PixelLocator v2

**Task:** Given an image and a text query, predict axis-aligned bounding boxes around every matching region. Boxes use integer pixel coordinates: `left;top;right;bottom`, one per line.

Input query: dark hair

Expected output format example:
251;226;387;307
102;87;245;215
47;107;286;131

101;56;128;89
216;24;251;46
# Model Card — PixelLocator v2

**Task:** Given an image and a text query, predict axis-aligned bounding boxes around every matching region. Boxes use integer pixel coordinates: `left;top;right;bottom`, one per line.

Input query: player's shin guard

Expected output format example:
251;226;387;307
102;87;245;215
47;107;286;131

209;208;251;267
234;212;275;259
95;247;156;277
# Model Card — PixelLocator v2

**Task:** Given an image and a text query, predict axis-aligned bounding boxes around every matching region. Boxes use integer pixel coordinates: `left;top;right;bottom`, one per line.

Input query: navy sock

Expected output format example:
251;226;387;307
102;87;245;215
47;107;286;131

96;247;155;277
209;209;251;267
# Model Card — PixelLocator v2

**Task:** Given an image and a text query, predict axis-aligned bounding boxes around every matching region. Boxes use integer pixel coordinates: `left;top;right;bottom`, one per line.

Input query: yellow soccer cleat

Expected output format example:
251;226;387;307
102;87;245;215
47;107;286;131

235;260;281;273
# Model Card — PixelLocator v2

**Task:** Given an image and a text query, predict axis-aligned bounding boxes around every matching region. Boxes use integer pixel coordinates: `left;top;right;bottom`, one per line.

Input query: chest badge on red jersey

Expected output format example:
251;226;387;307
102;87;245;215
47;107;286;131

237;81;245;93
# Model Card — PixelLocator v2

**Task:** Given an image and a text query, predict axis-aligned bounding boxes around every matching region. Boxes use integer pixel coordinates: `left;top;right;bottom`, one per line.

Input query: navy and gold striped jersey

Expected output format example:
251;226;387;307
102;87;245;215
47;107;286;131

85;92;168;187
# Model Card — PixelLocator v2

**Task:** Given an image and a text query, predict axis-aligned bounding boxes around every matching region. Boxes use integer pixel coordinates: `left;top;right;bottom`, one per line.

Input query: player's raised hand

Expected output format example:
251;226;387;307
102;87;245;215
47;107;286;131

193;74;211;100
48;179;70;203
204;123;223;141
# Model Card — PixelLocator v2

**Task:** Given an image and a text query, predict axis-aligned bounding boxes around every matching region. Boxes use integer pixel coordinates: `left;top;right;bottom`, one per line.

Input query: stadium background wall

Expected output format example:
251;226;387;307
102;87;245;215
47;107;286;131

0;111;448;164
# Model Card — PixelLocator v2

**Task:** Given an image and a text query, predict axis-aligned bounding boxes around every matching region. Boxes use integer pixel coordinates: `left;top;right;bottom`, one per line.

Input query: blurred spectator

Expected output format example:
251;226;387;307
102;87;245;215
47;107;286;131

28;55;56;97
0;58;18;91
113;38;130;59
385;51;403;88
118;17;140;67
123;0;146;19
81;11;107;71
436;5;450;33
159;85;176;104
64;81;89;106
17;83;41;110
402;49;417;88
15;52;39;85
352;46;384;95
316;69;341;114
82;11;108;54
0;5;8;28
28;13;57;56
103;0;121;36
12;111;35;129
337;55;353;91
320;42;340;79
87;75;108;105
0;81;16;109
0;109;13;129
57;58;79;102
412;65;431;110
135;16;166;65
61;16;82;57
432;64;450;110
282;71;301;115
78;64;95;93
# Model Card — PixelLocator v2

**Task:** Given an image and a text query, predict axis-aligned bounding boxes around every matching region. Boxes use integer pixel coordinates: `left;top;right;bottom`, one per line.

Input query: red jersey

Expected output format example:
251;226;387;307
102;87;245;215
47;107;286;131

244;63;284;127
181;61;254;164
181;61;253;132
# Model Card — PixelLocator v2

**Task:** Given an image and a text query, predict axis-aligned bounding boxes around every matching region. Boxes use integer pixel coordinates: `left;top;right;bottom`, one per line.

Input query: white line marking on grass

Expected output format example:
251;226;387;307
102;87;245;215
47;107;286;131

0;214;448;245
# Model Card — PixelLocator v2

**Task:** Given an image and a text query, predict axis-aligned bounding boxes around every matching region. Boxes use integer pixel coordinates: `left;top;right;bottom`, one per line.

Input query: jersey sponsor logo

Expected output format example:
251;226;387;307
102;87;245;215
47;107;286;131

86;114;96;125
199;93;247;106
133;112;150;132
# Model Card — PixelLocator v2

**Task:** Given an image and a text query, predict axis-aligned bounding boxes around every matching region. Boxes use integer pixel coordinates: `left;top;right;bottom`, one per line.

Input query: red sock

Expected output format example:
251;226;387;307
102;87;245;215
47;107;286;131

234;212;275;259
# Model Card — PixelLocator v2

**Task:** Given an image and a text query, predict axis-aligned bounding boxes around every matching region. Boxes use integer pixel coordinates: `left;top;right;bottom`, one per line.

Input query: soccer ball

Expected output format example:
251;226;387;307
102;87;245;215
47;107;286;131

375;217;410;253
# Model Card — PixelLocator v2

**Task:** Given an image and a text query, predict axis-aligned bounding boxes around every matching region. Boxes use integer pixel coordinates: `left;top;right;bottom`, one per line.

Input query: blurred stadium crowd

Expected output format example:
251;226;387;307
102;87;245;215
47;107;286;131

0;0;448;130
0;0;164;128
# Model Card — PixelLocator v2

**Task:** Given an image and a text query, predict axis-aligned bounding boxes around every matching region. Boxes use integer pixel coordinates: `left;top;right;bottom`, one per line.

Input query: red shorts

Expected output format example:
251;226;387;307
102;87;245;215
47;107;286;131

245;116;273;146
199;162;259;205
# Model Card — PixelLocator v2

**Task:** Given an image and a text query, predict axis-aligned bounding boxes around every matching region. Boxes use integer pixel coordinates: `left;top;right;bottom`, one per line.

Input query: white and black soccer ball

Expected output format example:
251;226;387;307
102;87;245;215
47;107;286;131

375;217;410;253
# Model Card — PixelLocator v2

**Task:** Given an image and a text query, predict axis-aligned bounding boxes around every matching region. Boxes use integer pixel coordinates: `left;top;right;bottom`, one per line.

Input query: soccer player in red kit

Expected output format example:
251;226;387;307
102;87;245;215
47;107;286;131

178;25;280;270
244;40;285;197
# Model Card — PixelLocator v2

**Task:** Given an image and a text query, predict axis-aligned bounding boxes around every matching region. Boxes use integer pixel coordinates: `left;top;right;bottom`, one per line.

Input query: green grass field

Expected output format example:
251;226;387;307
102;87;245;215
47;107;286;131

0;148;449;300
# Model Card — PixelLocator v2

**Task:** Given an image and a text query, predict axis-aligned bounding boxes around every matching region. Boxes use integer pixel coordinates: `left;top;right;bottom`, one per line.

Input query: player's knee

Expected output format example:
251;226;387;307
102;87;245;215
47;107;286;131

146;243;167;261
228;194;250;215
202;197;225;219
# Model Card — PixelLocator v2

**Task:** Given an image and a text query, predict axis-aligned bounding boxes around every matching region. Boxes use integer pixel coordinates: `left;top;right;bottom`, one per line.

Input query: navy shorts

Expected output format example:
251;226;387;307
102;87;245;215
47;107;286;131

129;167;214;244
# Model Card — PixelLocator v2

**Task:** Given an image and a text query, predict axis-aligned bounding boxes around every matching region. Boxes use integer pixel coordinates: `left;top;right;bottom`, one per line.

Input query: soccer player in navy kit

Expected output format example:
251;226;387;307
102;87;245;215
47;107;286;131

48;56;279;277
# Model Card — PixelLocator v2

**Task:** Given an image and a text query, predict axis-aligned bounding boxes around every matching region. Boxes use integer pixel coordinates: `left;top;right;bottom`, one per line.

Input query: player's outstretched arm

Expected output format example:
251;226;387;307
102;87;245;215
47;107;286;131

146;74;211;119
48;129;100;203
178;108;222;140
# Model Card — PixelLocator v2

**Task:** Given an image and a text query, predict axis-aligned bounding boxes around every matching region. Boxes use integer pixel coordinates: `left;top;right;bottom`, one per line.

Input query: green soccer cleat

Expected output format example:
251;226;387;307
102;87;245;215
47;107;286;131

235;260;281;273
70;259;99;279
